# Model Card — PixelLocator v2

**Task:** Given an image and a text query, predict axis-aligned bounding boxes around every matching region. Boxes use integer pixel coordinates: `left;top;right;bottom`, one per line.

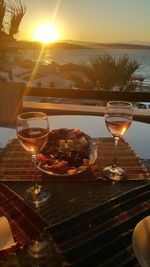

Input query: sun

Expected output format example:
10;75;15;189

33;24;59;44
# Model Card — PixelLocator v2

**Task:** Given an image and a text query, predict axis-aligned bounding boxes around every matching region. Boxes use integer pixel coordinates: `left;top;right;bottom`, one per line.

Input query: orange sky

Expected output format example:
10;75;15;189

19;0;150;45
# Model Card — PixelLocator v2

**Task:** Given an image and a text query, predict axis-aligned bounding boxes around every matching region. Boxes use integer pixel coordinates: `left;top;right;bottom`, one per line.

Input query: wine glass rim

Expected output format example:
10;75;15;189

107;101;133;106
17;111;47;120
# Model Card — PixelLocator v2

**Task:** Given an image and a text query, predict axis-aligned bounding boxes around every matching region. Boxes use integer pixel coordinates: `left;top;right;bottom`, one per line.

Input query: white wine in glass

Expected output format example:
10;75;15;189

17;112;50;205
103;101;133;181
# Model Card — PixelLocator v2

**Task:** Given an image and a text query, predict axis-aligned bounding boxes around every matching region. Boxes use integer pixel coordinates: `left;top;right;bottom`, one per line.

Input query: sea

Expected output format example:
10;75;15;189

21;47;150;88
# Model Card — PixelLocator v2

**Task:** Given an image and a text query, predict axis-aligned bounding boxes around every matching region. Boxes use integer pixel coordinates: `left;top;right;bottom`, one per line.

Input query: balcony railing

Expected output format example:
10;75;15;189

1;82;150;127
24;87;150;102
23;86;150;123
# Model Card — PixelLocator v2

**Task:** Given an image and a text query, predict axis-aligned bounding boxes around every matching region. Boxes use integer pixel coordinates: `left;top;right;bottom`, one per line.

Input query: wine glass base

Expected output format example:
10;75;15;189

24;185;50;207
103;166;125;181
27;233;53;259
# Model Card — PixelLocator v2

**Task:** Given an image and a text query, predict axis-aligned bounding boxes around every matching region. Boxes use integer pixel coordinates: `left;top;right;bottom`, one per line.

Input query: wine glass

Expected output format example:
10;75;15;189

16;112;50;206
103;101;133;181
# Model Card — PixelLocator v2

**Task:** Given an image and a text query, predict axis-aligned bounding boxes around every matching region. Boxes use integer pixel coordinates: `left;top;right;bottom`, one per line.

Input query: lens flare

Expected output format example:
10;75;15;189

33;24;59;44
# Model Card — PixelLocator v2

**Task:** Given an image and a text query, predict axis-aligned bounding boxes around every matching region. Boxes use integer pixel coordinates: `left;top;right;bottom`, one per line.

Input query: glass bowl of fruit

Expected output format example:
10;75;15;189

36;128;97;176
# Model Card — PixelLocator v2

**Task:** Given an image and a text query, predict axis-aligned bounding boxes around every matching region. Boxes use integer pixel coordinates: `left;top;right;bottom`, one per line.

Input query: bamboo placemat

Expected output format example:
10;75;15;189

0;138;149;181
48;183;150;267
93;138;150;180
0;182;48;261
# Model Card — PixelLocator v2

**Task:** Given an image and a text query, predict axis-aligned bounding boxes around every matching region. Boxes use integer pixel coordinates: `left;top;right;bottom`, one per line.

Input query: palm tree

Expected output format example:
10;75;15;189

7;0;26;38
0;0;26;68
115;55;139;91
0;0;5;32
70;54;139;91
0;0;26;47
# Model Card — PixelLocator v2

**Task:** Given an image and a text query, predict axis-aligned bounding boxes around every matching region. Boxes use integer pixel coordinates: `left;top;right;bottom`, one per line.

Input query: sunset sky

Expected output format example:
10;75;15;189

19;0;150;44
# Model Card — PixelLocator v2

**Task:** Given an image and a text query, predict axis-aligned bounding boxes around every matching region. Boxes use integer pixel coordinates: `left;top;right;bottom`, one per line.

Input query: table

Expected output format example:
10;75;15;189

1;115;150;158
0;115;150;267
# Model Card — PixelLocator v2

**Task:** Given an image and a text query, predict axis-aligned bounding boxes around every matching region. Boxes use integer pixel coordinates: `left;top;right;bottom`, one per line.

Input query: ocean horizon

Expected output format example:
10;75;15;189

21;47;150;88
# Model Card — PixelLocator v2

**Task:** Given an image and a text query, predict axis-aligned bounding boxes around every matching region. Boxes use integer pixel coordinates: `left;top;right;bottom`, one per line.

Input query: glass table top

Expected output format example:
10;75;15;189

0;115;150;159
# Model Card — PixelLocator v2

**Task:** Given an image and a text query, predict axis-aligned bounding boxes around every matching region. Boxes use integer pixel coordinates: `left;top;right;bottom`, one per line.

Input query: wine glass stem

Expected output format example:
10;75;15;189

113;136;119;169
32;154;39;189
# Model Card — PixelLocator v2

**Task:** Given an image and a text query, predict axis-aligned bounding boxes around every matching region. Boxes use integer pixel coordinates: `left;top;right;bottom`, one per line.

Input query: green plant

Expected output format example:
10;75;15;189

115;55;139;91
70;54;139;91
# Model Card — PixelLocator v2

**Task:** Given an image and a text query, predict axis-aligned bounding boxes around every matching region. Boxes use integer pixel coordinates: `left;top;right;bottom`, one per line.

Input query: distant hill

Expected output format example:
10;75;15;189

17;40;150;50
18;40;89;49
94;43;150;50
64;40;150;50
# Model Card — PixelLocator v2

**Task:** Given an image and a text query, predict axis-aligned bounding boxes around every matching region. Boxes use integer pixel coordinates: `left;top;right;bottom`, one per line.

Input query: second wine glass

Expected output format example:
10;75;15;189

103;101;133;181
17;112;50;206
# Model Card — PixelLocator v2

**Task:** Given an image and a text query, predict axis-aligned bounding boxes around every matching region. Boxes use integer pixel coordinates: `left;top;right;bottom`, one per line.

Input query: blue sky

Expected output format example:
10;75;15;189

19;0;150;44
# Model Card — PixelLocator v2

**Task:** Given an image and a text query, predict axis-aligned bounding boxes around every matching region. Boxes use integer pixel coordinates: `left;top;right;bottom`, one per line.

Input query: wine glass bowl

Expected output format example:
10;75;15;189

16;112;50;206
103;101;133;181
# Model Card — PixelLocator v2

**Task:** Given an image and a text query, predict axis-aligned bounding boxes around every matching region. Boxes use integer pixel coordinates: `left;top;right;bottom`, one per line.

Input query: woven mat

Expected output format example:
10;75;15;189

48;183;150;267
0;138;149;181
0;182;49;262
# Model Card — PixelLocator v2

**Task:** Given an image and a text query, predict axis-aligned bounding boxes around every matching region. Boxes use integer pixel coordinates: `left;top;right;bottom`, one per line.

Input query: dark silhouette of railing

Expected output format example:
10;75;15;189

23;87;150;123
24;87;150;102
1;81;150;126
